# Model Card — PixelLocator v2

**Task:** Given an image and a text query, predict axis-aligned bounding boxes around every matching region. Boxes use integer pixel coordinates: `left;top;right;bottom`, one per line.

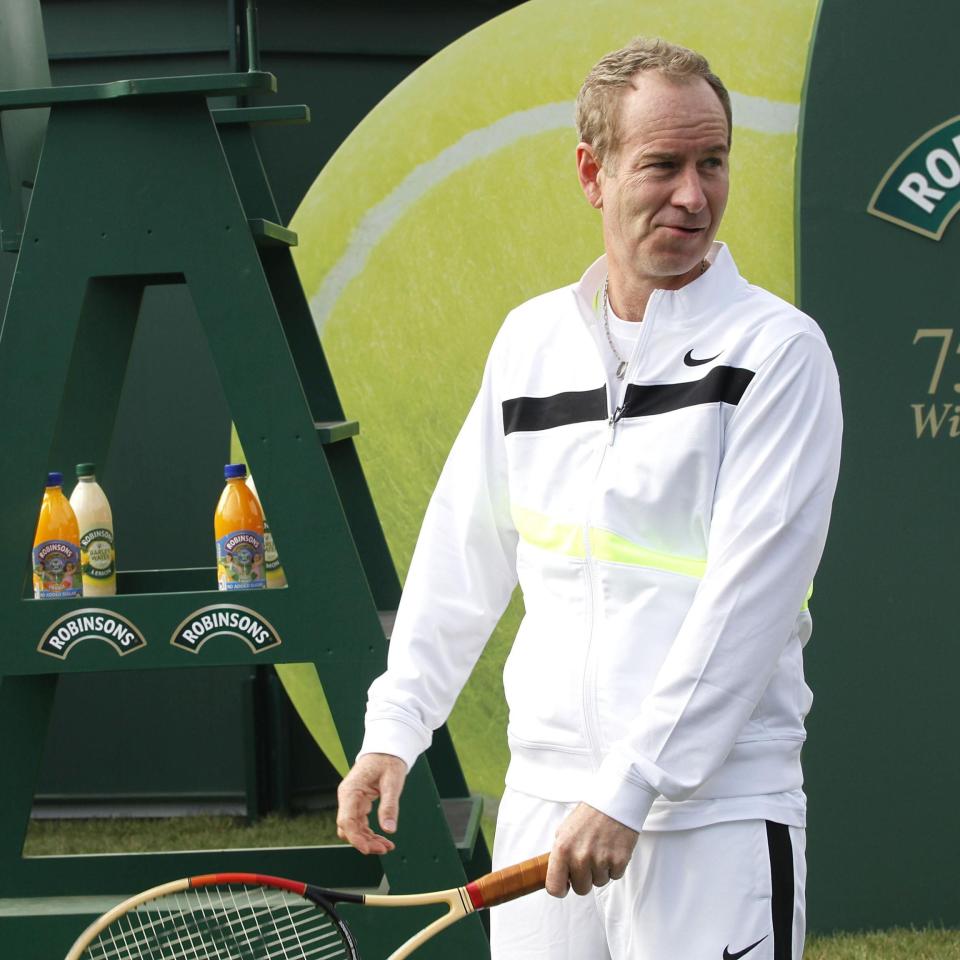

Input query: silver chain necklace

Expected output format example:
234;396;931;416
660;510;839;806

600;275;629;380
601;262;708;380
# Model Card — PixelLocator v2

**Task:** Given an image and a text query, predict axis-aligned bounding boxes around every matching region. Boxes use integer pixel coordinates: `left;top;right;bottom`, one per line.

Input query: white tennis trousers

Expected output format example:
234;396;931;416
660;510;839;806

490;787;805;960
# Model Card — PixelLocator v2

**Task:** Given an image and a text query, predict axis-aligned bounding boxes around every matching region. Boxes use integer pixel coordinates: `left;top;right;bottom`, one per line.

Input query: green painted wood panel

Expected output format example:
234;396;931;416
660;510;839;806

798;0;960;933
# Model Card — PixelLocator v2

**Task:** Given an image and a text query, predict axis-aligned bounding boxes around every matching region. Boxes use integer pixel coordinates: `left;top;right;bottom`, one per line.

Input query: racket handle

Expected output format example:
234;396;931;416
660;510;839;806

465;853;550;909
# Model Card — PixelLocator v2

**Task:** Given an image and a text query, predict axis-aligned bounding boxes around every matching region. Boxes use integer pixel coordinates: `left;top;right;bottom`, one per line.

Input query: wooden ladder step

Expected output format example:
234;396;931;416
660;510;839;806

213;105;310;127
315;419;359;444
248;218;297;248
377;610;397;641
442;795;484;855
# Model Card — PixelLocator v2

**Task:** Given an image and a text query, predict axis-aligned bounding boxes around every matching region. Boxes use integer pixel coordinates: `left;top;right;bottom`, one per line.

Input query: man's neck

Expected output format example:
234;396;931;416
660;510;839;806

606;259;707;322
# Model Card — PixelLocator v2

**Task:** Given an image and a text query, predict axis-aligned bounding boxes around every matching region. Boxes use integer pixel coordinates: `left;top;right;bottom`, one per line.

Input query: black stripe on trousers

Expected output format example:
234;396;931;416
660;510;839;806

766;821;795;960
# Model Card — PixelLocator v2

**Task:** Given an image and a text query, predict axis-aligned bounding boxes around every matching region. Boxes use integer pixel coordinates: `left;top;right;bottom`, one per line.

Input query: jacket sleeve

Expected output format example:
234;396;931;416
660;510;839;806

357;333;519;770
583;329;843;830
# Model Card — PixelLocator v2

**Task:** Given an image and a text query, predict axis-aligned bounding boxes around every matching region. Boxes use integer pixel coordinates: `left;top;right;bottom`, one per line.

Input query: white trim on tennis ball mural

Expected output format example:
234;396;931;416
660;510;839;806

309;92;799;332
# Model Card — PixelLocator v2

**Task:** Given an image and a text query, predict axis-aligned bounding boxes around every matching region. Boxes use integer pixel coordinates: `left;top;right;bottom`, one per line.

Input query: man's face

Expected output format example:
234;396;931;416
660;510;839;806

578;72;730;293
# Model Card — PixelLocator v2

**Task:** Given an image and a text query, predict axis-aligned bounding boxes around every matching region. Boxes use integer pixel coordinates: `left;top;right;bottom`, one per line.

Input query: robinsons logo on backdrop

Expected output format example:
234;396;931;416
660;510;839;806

170;604;281;653
869;115;960;239
38;609;146;659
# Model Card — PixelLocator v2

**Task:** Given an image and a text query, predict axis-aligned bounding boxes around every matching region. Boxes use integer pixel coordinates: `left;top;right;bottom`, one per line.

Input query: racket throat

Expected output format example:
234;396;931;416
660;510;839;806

364;888;473;960
305;883;365;907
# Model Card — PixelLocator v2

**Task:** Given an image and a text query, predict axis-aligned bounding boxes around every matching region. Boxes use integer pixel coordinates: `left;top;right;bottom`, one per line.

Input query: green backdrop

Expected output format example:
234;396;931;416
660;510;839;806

797;0;959;932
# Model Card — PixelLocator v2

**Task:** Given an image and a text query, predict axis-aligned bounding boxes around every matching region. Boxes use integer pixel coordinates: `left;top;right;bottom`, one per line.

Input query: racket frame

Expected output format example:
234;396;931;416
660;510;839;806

64;853;549;960
64;874;360;960
65;879;190;960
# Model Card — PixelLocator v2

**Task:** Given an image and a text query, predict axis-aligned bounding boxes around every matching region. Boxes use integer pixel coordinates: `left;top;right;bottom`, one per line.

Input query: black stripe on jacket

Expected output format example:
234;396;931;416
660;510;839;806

620;365;754;419
501;366;754;435
502;387;607;435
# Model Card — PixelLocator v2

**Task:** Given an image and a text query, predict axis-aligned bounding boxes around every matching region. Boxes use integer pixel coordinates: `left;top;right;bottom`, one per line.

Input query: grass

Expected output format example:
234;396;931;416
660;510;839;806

805;929;960;959
23;815;960;958
24;811;342;856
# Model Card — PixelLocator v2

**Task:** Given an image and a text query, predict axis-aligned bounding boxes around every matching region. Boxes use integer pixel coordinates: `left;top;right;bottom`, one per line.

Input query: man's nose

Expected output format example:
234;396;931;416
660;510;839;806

672;166;707;212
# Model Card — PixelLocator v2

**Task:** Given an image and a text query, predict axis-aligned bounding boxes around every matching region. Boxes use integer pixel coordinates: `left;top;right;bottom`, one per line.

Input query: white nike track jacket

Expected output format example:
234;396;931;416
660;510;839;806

359;244;843;833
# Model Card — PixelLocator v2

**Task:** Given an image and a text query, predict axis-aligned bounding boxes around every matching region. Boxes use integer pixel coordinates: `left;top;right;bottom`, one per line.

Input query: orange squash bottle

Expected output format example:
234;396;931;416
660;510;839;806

32;471;83;599
214;463;266;591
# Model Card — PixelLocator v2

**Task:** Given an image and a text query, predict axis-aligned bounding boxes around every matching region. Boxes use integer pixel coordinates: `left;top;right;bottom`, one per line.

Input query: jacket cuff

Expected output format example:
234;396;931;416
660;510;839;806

357;717;430;771
582;757;659;833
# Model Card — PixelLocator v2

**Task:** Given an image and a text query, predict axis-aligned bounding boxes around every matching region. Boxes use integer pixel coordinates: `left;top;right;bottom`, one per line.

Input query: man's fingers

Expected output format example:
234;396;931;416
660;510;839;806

547;803;638;895
545;849;570;898
337;825;395;856
376;763;406;834
591;865;611;887
568;856;594;896
550;847;593;896
335;782;373;841
335;802;396;855
335;754;407;856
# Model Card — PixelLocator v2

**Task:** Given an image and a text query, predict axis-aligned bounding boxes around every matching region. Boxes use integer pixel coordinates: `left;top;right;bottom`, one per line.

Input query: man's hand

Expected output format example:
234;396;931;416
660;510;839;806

336;753;407;855
546;803;639;897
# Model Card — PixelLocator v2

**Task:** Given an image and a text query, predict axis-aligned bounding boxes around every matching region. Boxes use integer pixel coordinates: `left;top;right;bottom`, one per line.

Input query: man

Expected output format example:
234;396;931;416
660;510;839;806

337;37;842;960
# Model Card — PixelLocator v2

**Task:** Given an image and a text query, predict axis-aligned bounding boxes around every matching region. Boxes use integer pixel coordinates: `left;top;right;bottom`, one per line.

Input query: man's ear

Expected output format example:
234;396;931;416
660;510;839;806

576;142;604;209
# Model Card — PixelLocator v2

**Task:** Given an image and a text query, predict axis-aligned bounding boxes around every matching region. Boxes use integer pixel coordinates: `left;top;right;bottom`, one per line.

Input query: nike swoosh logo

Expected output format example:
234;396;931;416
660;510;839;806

723;935;768;959
684;349;722;366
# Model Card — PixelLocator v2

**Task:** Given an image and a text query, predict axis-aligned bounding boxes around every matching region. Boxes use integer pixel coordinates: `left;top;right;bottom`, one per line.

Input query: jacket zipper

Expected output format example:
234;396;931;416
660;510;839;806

607;405;624;446
581;290;661;764
604;291;659;446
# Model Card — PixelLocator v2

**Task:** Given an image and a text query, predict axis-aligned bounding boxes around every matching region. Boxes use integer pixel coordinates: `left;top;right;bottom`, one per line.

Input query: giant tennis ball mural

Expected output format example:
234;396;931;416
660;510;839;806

284;0;819;807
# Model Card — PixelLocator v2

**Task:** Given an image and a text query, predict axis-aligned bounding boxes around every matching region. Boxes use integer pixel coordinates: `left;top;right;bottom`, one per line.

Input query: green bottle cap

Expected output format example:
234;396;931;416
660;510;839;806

76;462;96;477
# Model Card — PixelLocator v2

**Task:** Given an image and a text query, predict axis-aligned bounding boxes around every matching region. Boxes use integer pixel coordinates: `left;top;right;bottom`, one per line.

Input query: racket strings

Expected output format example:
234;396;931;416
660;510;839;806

82;884;354;960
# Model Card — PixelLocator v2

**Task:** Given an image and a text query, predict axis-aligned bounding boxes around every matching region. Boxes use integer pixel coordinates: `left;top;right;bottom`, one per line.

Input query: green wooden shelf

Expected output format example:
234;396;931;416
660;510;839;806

9;845;381;899
0;72;276;110
116;566;215;594
2;593;388;677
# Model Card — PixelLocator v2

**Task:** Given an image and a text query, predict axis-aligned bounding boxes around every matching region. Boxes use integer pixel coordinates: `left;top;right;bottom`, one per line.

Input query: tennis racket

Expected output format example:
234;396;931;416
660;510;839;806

65;852;549;960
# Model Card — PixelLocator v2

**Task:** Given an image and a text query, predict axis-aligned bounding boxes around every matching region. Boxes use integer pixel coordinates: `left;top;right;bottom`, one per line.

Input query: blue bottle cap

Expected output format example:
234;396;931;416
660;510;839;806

46;471;63;487
224;463;248;479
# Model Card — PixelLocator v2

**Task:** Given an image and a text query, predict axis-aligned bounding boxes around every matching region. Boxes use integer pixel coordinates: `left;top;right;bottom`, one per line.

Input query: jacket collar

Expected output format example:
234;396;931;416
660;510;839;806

574;242;744;325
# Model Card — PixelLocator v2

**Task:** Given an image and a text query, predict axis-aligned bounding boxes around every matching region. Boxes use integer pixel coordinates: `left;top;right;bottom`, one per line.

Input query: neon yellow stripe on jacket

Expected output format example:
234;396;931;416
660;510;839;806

589;527;706;578
510;505;585;557
511;504;813;607
511;505;703;575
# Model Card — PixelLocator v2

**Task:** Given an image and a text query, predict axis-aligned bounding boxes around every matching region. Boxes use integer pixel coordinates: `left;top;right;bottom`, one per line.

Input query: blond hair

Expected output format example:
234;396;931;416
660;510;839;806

576;37;732;167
